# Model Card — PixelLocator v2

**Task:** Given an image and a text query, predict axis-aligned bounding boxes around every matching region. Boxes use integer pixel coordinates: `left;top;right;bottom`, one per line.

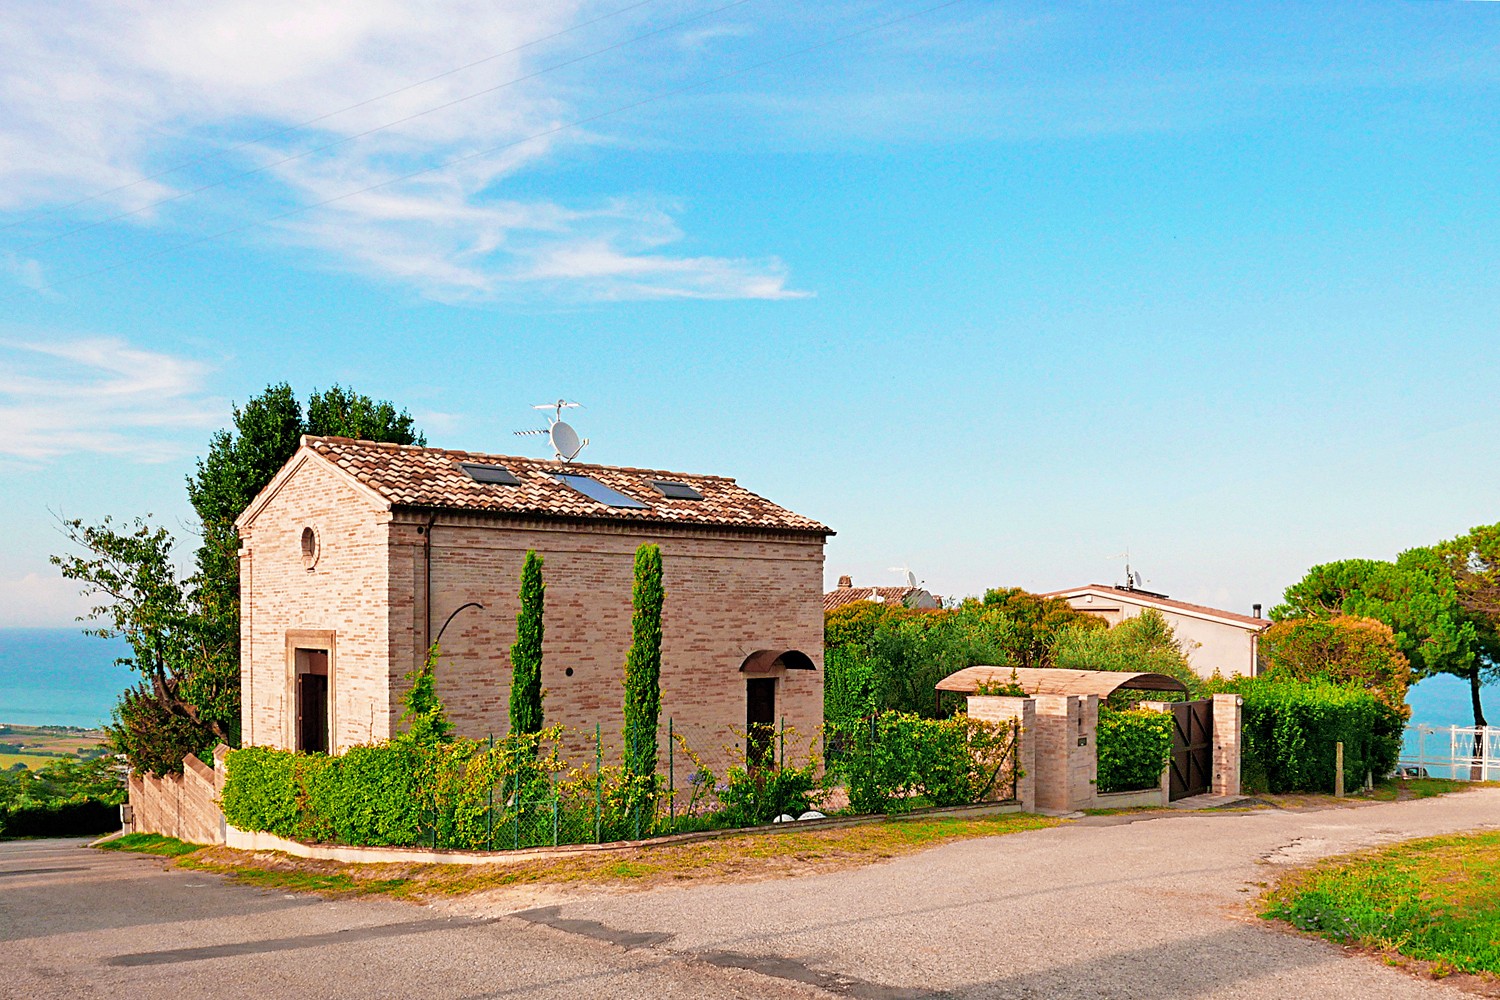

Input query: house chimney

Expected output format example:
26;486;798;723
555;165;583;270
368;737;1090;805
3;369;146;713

837;574;853;589
1252;603;1262;619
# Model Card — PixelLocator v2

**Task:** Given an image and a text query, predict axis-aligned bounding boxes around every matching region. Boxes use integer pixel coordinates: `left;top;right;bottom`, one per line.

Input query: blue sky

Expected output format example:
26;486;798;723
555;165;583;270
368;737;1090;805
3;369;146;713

2;1;1499;627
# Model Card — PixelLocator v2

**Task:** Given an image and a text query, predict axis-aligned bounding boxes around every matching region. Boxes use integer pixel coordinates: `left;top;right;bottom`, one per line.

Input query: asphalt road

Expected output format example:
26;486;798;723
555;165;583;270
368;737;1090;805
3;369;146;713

5;790;1500;999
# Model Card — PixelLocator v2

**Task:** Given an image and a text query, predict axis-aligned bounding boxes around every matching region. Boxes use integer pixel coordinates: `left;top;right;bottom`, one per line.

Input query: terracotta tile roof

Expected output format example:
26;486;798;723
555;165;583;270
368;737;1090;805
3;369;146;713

302;436;832;535
1040;584;1269;630
823;586;921;612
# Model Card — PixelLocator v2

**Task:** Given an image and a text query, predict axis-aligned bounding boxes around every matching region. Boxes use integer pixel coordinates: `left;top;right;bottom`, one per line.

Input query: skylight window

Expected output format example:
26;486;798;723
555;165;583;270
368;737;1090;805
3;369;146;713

554;474;648;509
651;480;703;500
460;462;520;486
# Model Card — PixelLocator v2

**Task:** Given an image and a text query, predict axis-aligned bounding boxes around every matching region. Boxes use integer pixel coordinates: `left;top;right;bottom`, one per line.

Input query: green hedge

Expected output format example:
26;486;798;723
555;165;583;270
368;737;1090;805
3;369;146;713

0;798;120;839
223;734;574;850
1096;707;1173;793
1216;678;1403;794
839;711;1017;814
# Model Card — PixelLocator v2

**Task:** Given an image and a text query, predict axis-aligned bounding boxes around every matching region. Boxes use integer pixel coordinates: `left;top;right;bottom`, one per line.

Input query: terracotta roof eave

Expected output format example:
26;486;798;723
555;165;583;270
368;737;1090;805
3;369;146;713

390;503;835;537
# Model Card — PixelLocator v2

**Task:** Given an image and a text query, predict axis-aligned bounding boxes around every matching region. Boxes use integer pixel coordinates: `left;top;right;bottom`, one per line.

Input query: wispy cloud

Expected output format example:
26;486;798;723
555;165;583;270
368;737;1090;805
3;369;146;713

0;338;220;461
0;0;807;301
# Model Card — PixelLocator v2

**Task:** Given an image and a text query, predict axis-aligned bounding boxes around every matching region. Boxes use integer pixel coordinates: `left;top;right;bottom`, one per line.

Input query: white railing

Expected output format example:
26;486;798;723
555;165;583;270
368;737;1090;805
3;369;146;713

1401;725;1500;781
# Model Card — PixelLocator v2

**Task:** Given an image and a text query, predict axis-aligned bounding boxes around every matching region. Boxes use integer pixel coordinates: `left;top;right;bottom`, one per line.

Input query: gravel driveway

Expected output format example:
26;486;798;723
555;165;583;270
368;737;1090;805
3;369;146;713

5;789;1499;998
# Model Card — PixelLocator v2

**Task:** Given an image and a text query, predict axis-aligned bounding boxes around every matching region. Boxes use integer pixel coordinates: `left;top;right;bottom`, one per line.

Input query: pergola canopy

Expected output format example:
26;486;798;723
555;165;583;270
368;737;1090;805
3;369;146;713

936;666;1188;699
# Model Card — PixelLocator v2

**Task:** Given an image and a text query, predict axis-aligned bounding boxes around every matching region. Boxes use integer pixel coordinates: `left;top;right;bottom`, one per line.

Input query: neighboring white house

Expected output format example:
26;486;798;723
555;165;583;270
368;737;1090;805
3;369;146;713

1041;584;1270;679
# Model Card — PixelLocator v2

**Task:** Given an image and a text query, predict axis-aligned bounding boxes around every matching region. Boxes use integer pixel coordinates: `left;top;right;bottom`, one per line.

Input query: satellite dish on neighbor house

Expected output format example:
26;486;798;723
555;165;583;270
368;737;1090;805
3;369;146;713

888;565;920;590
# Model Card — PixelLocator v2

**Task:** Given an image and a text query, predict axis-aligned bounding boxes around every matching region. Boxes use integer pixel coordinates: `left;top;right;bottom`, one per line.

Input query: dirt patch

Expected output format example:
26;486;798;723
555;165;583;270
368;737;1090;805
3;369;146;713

180;812;1061;905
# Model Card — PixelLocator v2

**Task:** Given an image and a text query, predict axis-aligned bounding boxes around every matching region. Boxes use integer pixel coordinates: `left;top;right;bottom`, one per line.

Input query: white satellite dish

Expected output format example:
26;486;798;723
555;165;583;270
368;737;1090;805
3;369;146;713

550;421;582;461
513;400;589;462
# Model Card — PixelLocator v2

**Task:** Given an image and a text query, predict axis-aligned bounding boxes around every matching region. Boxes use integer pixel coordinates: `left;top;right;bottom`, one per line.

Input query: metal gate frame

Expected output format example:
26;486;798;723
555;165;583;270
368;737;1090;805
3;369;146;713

1170;699;1214;801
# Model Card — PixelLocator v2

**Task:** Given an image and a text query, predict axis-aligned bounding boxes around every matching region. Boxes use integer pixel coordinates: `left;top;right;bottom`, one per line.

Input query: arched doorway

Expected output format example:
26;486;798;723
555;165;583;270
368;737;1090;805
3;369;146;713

738;650;816;767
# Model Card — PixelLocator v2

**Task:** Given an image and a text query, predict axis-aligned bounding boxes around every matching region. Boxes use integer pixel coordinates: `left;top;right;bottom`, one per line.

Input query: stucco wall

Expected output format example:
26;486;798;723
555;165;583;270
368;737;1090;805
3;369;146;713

1065;594;1261;678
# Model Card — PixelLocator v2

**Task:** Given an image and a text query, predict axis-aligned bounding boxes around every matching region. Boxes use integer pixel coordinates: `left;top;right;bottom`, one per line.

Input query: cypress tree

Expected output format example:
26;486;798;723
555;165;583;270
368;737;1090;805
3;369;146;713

509;550;545;736
623;543;664;786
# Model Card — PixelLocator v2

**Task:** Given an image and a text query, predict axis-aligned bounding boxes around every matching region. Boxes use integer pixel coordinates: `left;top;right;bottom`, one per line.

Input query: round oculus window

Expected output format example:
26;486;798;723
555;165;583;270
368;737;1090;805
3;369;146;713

300;526;319;569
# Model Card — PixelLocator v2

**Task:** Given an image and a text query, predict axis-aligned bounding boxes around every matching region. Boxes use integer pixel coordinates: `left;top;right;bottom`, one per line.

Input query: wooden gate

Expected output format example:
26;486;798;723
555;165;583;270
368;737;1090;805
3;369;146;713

1169;699;1214;800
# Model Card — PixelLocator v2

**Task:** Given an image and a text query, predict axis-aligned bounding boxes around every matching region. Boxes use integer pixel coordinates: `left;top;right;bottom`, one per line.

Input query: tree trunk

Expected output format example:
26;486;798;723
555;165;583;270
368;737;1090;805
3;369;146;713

1471;662;1488;728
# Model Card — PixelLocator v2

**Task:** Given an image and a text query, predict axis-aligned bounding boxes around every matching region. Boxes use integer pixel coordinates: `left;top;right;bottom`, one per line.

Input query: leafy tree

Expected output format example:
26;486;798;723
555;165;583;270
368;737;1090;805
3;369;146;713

1051;609;1199;698
509;551;545;737
51;518;237;774
822;588;1109;723
1273;552;1495;725
186;383;424;631
0;755;125;810
396;644;453;746
824;600;924;651
623;544;664;791
1258;615;1412;709
969;587;1105;669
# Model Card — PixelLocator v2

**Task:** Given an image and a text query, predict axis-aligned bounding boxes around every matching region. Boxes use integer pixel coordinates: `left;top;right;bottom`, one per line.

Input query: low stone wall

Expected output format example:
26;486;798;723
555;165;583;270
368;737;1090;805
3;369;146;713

126;745;228;845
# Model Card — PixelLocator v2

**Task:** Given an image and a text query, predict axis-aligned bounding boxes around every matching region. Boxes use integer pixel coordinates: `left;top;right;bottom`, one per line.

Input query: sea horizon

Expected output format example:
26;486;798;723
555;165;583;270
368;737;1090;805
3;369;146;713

0;625;1492;732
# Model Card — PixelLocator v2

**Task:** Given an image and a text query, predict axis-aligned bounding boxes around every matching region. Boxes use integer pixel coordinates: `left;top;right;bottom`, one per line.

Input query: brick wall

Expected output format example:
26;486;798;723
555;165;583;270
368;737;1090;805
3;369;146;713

240;454;392;751
1031;694;1099;811
1211;693;1242;796
394;514;825;780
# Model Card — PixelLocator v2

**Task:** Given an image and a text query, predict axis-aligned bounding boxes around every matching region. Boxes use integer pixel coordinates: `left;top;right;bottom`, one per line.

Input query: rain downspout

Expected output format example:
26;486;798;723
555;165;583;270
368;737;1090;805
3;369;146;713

422;512;437;654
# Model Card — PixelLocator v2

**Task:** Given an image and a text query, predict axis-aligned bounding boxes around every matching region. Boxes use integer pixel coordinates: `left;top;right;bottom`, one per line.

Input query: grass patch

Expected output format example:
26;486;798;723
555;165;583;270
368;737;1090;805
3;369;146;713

1357;777;1469;802
183;811;1060;900
1263;830;1500;976
96;832;203;857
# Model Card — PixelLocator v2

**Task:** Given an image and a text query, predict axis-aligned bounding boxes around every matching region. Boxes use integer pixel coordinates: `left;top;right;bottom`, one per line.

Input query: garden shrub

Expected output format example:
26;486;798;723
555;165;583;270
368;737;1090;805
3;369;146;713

0;798;120;839
1095;707;1173;793
220;745;300;837
222;729;564;849
714;762;822;826
1206;677;1403;794
841;711;1016;814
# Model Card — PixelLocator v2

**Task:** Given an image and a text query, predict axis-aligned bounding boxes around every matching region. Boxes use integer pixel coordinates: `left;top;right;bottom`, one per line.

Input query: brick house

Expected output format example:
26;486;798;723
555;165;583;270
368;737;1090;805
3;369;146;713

235;436;832;773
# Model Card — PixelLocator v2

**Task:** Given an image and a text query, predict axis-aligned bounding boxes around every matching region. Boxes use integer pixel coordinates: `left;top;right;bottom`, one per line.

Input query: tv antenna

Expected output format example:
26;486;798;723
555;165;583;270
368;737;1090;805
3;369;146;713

888;565;920;589
1109;549;1148;591
514;400;588;462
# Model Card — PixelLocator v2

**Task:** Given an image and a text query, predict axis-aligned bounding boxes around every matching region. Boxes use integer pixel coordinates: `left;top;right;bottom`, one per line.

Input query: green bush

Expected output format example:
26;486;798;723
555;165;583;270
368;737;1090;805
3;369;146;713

841;711;1017;814
219;745;300;837
1206;677;1403;794
0;798;120;839
1096;707;1173;793
715;762;822;826
222;731;564;849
